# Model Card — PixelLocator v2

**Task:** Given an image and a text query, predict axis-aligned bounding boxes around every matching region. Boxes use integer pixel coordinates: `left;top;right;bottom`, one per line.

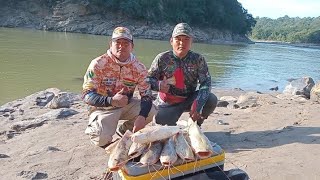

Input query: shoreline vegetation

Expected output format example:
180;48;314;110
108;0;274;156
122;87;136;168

0;0;254;45
251;16;320;44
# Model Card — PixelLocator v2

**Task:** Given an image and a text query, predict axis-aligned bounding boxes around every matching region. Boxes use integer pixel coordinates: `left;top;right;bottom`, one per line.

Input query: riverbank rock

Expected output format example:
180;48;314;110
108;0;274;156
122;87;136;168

0;88;83;141
283;77;315;98
46;92;81;109
220;96;238;102
10;108;79;131
17;171;48;179
217;96;238;107
276;94;308;102
310;82;320;102
234;92;259;109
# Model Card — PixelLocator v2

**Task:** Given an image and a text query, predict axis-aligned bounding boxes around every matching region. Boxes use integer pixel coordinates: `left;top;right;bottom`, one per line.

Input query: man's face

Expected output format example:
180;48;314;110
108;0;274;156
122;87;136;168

110;38;133;61
170;35;192;59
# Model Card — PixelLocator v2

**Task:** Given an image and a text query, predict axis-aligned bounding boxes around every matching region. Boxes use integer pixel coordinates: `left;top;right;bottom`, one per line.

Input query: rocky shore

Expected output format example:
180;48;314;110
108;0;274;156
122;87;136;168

0;0;251;44
1;78;319;179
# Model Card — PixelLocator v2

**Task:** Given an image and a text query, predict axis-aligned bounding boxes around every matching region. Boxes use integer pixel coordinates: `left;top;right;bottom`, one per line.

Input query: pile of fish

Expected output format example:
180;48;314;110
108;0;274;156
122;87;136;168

106;118;216;172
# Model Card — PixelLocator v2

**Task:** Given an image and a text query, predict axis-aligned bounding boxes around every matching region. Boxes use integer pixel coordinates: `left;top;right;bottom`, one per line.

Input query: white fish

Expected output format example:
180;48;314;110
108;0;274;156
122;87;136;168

175;132;195;162
128;141;148;158
108;130;133;171
160;136;178;167
176;120;189;128
188;119;214;159
131;125;181;144
139;141;163;167
105;139;120;154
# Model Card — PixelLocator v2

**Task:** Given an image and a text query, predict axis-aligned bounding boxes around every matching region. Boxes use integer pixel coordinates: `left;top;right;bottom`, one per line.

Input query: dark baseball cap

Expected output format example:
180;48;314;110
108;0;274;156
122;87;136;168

172;23;193;38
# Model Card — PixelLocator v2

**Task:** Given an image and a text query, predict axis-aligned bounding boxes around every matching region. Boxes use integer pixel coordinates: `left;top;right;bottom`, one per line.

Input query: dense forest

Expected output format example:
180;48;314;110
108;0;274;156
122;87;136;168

91;0;256;35
2;0;319;44
251;16;320;44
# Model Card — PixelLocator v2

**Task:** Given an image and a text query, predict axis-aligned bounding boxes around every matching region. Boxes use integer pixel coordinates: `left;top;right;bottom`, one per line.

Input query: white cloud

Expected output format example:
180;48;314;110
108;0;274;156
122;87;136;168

238;0;320;19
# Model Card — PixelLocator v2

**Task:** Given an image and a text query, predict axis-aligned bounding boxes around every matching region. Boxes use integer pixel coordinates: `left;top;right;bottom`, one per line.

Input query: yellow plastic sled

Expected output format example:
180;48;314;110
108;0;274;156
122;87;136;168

117;145;225;180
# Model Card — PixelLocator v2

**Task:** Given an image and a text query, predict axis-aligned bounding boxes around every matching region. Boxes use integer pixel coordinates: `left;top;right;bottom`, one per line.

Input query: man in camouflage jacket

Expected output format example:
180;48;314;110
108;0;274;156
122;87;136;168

147;23;217;126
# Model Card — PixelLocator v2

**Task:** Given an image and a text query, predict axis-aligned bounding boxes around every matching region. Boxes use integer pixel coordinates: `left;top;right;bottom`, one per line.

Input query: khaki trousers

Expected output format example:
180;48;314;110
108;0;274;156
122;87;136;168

84;98;157;146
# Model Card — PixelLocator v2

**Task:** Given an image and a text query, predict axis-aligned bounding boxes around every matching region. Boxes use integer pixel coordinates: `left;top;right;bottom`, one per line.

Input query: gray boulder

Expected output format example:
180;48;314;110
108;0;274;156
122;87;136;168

220;96;238;102
35;92;55;106
218;96;238;108
46;92;80;109
235;92;258;109
10;108;79;131
310;82;320;102
17;171;48;179
283;77;315;99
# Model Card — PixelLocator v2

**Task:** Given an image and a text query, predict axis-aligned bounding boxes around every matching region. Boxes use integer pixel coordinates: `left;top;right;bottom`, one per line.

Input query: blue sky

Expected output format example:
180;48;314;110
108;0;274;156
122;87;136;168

237;0;320;19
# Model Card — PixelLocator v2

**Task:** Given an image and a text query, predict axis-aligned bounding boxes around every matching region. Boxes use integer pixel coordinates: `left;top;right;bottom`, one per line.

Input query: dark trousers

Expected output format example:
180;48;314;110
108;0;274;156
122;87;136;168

155;92;218;126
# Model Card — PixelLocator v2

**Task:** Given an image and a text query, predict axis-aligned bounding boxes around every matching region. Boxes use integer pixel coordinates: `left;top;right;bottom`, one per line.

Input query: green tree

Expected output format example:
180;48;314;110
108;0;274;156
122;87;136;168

251;16;320;44
90;0;256;35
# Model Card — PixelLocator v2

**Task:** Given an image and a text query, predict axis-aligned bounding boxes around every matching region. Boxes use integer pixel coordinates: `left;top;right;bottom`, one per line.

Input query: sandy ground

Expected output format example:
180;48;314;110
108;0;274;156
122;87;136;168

0;88;319;180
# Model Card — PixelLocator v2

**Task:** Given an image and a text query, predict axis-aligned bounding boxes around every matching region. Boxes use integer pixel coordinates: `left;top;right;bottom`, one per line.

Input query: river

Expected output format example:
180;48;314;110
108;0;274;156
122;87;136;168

0;27;319;105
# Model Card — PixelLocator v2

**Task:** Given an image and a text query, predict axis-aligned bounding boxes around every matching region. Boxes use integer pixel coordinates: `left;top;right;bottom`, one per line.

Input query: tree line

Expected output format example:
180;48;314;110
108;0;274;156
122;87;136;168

90;0;256;35
251;16;320;44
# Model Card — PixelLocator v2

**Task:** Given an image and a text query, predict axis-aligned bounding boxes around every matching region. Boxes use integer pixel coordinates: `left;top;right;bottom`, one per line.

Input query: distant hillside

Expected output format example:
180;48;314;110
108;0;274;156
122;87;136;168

0;0;255;44
94;0;256;35
251;16;320;44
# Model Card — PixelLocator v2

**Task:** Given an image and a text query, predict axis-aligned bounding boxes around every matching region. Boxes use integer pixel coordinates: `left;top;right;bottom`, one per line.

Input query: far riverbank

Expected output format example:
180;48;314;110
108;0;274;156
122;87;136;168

0;1;251;45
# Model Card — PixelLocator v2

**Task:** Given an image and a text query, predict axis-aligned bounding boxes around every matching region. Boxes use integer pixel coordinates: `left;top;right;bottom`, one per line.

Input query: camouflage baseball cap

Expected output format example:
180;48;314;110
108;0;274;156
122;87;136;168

112;27;133;41
172;23;193;38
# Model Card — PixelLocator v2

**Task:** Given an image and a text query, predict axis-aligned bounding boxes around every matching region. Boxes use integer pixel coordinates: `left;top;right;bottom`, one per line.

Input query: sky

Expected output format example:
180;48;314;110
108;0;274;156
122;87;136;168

237;0;320;19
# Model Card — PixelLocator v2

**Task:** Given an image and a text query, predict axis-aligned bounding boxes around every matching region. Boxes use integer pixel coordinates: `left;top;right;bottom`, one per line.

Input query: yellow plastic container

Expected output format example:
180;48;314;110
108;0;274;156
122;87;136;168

117;151;225;180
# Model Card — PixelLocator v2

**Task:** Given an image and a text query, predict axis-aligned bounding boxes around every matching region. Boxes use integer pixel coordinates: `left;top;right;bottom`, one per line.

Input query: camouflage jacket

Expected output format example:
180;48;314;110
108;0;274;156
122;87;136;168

82;50;153;117
147;50;211;112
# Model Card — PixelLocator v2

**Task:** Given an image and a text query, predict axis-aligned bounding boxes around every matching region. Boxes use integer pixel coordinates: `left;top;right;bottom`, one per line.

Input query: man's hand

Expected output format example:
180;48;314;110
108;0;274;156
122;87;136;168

190;110;203;122
159;77;170;93
133;115;146;132
189;100;204;122
111;88;128;107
